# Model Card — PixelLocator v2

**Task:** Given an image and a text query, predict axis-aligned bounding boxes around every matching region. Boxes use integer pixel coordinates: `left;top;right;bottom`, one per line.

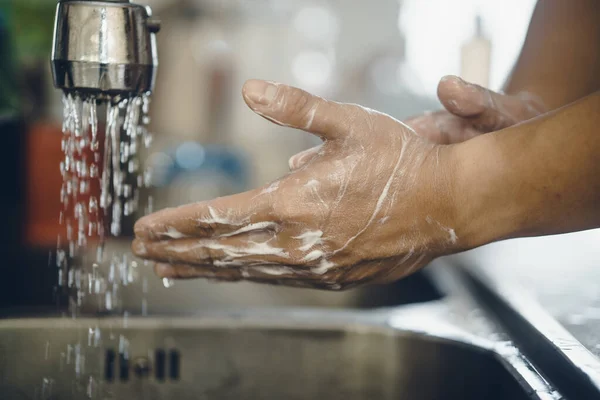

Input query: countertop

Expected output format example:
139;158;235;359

452;228;600;358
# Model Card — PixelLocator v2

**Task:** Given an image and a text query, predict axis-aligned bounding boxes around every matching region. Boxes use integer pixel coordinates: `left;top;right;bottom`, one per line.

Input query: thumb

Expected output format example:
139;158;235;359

242;80;346;140
437;75;521;132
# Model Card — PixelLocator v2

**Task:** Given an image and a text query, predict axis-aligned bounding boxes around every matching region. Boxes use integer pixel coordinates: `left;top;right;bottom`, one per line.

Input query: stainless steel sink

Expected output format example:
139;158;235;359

0;313;548;400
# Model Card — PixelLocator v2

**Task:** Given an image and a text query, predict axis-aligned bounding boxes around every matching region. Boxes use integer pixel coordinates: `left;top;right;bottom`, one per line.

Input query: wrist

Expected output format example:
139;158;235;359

420;143;472;256
448;133;529;251
448;93;600;251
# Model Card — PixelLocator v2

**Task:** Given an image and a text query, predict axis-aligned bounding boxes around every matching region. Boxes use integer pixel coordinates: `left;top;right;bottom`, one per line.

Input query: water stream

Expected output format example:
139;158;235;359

41;93;156;399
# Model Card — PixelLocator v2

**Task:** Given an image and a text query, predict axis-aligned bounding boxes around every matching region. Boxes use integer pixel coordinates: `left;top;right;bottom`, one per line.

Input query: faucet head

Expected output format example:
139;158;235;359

51;0;160;100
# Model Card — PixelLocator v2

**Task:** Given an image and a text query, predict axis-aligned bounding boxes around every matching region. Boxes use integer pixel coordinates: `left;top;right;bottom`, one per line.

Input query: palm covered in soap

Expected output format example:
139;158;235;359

133;80;460;289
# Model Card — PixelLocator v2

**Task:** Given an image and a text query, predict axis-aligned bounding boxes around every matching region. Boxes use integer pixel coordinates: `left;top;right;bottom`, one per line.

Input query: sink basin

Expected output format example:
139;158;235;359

0;316;540;400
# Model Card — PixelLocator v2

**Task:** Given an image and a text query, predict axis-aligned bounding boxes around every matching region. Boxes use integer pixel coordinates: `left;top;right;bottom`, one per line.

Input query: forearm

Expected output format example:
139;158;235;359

503;0;600;109
453;91;600;249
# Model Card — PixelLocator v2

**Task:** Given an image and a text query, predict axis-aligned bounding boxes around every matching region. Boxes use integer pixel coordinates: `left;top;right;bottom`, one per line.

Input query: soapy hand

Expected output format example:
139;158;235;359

133;80;460;290
408;75;546;144
289;75;545;170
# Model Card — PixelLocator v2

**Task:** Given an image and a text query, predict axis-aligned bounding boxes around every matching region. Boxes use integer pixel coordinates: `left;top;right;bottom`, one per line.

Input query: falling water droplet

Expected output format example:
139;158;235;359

141;299;148;316
44;341;51;360
162;278;174;288
66;344;73;364
105;292;113;311
41;377;54;400
87;376;96;399
144;132;153;148
75;345;85;377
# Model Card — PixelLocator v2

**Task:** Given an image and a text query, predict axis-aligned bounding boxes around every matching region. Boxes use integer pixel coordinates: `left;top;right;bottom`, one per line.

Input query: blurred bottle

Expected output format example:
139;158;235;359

460;15;491;88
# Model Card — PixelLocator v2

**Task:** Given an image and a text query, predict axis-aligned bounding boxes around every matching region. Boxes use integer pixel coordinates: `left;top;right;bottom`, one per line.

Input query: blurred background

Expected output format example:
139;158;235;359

2;0;597;317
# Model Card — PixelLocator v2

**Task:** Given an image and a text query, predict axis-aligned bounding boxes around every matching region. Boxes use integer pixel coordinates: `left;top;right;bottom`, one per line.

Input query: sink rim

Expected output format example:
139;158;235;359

0;306;553;356
0;307;508;354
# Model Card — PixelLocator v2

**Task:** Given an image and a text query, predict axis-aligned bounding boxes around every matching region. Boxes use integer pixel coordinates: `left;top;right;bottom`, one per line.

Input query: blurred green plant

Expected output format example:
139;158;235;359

0;3;19;115
0;0;56;115
3;0;56;61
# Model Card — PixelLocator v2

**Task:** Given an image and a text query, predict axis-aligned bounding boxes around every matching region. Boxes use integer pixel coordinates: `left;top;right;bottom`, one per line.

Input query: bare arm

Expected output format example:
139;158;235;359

454;91;600;249
504;0;600;109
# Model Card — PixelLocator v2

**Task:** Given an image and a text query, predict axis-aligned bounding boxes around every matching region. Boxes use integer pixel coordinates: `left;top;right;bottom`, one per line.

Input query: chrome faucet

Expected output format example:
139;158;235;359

51;0;160;100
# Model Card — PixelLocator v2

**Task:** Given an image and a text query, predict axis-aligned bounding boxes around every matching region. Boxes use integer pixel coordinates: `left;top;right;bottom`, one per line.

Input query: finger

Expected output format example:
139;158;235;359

154;262;301;280
154;262;348;290
437;75;525;132
132;235;294;267
242;80;348;140
155;263;240;281
134;187;274;241
288;145;321;170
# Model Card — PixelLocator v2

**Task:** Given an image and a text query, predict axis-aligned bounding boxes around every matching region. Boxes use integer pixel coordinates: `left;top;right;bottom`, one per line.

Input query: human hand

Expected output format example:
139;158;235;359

288;75;546;170
407;75;546;144
133;80;461;290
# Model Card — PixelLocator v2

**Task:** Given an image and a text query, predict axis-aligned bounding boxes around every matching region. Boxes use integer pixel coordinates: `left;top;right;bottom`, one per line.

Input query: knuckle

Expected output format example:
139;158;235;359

180;267;198;279
169;266;188;279
283;88;315;123
292;89;312;114
195;221;216;236
203;246;218;264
